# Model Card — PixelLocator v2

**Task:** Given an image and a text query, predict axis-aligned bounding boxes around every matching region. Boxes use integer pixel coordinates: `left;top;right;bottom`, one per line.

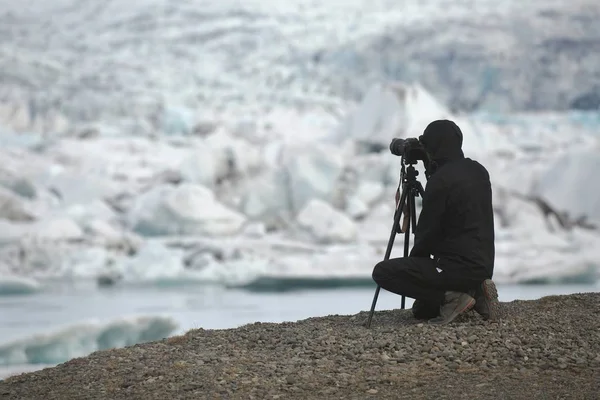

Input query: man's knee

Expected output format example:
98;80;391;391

371;260;388;285
372;258;407;285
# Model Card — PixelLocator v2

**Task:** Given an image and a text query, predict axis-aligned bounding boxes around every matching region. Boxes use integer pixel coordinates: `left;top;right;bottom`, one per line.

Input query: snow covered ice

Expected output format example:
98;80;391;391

0;78;598;290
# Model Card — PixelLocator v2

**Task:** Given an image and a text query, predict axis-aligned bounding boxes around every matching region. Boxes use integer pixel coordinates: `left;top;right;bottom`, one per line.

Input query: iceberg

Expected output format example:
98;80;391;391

127;184;247;237
0;62;597;290
0;275;41;296
296;199;358;244
334;82;485;157
532;150;600;227
0;316;177;366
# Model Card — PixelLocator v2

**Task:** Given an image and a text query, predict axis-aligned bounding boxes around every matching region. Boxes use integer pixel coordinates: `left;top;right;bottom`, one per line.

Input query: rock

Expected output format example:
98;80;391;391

127;184;246;236
296;199;357;243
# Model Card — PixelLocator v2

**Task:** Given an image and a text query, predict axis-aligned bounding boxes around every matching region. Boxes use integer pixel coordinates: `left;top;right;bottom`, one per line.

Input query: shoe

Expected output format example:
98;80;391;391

474;279;500;322
428;291;476;325
412;300;440;320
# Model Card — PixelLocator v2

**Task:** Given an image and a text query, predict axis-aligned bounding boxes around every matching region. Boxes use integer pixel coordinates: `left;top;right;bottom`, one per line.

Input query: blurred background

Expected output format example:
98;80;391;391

1;0;599;379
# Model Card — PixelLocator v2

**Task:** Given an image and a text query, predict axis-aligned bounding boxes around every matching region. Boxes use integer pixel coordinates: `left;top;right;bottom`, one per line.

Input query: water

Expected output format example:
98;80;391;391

1;282;598;379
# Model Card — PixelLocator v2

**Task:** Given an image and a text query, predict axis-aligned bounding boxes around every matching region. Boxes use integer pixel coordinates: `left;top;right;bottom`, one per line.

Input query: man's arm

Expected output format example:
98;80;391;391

410;181;447;257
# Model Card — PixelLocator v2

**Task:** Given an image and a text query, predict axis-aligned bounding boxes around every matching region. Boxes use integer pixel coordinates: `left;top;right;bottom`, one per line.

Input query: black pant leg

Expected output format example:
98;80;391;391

372;256;446;307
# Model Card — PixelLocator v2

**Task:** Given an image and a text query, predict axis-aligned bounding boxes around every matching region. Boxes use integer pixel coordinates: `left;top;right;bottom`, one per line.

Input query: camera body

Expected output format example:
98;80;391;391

389;137;429;165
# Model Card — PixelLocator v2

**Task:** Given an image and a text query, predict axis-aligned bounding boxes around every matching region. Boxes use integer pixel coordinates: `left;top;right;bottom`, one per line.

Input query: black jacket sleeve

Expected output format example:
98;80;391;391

410;178;447;258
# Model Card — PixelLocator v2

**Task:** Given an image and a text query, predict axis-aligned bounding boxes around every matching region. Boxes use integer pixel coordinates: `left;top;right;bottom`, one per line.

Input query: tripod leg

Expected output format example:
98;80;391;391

401;189;413;310
410;190;418;233
365;184;409;328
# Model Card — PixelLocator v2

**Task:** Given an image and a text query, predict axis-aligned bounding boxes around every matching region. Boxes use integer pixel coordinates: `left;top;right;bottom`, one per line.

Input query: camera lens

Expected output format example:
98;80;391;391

389;138;405;156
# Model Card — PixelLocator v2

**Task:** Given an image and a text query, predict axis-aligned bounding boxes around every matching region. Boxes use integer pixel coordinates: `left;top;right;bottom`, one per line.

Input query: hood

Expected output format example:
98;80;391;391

419;119;465;166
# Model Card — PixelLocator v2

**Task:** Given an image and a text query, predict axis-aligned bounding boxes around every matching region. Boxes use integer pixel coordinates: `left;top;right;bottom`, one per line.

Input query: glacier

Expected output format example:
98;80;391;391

0;0;599;137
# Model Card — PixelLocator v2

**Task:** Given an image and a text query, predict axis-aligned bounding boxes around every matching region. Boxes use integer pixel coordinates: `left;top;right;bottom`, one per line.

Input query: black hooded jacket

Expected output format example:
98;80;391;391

410;120;495;279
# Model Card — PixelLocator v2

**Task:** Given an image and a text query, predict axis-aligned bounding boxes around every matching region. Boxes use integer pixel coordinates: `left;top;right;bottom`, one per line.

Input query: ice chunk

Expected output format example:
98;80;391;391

204;131;263;179
178;142;218;187
242;222;267;238
354;180;385;206
238;142;346;226
128;184;246;236
0;187;37;222
0;167;37;199
0;275;41;296
280;143;346;213
179;133;262;187
532;150;600;226
296;199;357;243
41;171;121;207
82;219;133;249
0;316;177;366
61;247;117;279
238;169;290;228
335;82;484;156
110;242;186;282
345;196;370;219
64;200;118;225
30;218;84;241
350;153;395;184
0;217;83;245
160;106;194;136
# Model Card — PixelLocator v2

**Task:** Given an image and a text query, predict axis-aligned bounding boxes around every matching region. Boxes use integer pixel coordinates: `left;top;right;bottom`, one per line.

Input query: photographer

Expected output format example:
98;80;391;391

372;119;499;325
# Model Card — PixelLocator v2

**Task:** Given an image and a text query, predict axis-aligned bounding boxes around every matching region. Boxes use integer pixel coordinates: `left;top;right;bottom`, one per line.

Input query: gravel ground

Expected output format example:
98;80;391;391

2;293;599;400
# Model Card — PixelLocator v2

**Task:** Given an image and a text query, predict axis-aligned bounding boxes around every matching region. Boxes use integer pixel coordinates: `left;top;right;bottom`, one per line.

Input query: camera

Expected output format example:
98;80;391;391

389;137;429;164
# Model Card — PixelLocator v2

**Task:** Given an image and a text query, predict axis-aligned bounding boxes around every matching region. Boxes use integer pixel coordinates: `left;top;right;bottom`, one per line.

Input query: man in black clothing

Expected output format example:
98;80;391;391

372;119;500;325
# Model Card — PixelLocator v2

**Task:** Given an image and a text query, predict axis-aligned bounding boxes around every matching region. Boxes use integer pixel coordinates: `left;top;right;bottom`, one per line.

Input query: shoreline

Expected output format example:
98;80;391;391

1;292;599;399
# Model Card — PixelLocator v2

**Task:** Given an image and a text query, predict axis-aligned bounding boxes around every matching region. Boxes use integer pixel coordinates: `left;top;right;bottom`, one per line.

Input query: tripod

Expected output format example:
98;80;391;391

365;160;426;328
